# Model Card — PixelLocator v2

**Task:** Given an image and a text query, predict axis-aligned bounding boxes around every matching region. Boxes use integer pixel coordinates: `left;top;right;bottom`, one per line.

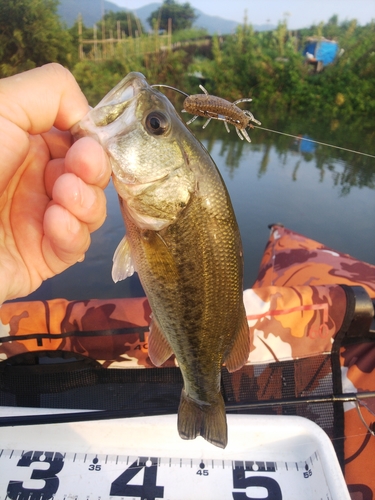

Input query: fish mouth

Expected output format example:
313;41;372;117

95;72;148;111
71;72;149;138
88;72;149;128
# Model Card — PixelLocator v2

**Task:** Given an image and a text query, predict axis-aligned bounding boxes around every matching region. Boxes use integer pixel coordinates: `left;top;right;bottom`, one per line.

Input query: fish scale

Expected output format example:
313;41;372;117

72;72;250;449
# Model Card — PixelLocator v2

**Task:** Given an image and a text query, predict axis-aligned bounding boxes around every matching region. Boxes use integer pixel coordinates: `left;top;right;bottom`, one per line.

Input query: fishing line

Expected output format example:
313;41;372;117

151;84;189;98
253;125;375;159
152;83;375;158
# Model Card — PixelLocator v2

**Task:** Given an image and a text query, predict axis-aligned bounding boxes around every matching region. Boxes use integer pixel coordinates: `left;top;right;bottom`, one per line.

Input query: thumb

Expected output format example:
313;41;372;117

0;64;89;193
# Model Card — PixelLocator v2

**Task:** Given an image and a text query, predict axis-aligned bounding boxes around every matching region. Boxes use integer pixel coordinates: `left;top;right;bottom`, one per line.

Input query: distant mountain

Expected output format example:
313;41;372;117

132;3;161;30
58;0;124;27
58;0;275;35
132;3;240;34
193;10;239;34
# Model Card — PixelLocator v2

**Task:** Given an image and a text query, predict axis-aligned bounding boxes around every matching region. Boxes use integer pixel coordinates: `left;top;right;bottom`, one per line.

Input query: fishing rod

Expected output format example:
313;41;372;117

0;391;374;436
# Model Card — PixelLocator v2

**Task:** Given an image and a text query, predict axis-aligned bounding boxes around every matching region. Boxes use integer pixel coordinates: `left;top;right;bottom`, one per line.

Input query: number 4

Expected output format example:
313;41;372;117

110;457;164;499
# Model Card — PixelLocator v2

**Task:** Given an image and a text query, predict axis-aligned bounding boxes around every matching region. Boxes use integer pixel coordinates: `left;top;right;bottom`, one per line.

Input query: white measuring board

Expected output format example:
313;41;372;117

0;411;350;500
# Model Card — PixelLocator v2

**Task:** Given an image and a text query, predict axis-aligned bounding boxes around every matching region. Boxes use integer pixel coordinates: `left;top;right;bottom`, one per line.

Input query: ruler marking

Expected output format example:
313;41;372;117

0;447;334;498
259;461;265;471
266;461;276;472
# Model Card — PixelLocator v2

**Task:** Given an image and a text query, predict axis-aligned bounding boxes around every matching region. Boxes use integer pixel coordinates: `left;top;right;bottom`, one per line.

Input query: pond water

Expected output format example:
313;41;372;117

21;111;375;302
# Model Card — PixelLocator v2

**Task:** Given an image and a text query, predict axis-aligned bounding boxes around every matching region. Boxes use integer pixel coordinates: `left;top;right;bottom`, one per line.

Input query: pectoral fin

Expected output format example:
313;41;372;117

141;231;178;279
112;235;135;283
224;307;250;373
148;316;174;366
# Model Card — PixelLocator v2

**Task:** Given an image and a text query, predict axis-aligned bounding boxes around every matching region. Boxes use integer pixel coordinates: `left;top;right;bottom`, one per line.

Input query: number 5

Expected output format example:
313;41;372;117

232;466;282;500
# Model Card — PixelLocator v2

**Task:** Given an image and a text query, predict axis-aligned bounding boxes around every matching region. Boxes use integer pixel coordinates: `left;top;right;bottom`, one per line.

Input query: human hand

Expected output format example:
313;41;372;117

0;63;111;303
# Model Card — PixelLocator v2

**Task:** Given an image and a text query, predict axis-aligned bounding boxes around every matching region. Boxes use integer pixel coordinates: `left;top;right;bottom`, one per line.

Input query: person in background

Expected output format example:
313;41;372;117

0;63;111;305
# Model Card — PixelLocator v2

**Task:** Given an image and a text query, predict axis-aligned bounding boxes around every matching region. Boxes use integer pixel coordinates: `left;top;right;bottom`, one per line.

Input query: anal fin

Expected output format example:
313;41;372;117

224;306;250;373
148;317;174;366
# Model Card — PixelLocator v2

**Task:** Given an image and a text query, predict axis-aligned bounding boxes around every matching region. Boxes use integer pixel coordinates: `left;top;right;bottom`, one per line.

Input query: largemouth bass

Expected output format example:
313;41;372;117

72;72;250;448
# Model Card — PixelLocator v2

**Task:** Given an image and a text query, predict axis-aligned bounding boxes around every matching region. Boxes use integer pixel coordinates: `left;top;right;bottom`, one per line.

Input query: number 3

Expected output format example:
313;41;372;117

7;451;64;500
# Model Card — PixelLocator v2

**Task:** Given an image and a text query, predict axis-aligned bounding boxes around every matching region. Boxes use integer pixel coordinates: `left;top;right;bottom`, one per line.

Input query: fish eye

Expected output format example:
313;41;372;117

145;111;169;136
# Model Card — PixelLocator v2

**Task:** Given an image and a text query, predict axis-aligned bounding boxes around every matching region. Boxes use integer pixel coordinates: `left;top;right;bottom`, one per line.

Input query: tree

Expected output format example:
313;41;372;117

96;11;144;39
0;0;73;77
147;0;197;32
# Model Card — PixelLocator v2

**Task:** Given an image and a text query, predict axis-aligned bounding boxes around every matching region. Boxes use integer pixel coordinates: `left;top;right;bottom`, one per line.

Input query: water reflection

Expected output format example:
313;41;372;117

199;115;375;196
13;112;375;302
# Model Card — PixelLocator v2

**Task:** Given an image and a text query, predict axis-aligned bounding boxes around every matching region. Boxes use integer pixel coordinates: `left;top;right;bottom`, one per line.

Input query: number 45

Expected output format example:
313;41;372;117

196;469;209;476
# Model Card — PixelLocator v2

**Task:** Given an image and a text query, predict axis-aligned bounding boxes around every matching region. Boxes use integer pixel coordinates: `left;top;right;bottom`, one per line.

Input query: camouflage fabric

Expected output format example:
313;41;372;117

253;224;375;498
253;224;375;299
0;285;347;368
245;284;346;364
0;224;374;497
341;341;375;499
0;297;165;369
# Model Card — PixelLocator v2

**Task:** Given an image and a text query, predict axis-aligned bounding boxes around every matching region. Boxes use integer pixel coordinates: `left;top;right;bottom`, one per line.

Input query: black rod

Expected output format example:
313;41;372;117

0;391;373;427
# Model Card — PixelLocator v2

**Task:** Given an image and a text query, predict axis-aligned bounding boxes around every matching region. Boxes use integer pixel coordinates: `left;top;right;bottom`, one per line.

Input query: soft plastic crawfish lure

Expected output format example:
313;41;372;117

151;84;261;143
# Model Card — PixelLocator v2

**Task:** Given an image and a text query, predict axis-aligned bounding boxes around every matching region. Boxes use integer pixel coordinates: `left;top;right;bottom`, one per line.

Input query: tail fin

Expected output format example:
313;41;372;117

178;390;227;448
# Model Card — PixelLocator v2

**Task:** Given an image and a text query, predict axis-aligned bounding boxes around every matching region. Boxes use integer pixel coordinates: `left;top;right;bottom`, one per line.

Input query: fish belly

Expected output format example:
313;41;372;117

122;194;249;448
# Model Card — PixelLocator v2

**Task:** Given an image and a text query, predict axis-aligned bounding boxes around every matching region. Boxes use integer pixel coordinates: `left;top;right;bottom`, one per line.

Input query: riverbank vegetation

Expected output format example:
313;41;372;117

1;0;374;119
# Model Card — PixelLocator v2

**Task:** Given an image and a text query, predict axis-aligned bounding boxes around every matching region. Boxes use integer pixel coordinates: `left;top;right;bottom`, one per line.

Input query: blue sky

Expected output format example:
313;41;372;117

113;0;374;29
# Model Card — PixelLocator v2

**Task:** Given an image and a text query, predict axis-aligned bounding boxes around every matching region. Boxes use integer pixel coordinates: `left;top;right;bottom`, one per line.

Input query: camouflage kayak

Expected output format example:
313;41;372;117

0;224;374;495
